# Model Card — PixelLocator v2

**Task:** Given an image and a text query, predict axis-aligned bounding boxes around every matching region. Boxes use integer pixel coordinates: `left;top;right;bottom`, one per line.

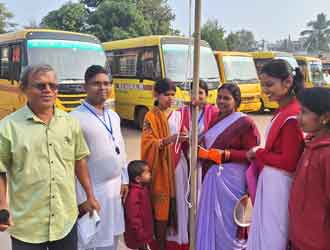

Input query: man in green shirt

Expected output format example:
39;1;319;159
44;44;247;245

0;64;100;250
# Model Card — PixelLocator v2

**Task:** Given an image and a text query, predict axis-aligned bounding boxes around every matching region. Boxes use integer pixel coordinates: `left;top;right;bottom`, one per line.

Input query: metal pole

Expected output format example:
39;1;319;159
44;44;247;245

189;0;202;249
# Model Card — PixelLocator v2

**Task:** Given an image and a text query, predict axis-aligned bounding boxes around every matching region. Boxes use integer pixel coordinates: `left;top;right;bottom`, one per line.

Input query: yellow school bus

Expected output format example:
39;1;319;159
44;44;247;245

251;51;299;111
214;51;261;112
0;29;107;118
103;36;220;128
295;55;327;88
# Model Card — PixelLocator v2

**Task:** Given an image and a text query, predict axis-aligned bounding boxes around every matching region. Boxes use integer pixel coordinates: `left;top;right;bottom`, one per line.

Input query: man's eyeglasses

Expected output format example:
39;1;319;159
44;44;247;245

89;81;112;87
30;83;59;91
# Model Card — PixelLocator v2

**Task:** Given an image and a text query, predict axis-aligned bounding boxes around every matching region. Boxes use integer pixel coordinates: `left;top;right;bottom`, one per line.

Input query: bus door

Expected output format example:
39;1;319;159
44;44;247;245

134;47;161;127
0;43;26;118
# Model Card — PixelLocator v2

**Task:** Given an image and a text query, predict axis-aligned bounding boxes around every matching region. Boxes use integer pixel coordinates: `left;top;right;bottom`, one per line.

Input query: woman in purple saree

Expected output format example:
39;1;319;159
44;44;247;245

196;84;260;250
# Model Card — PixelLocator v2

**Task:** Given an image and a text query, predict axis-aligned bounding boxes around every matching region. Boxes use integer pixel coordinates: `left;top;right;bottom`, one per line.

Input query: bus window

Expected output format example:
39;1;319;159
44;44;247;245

309;61;324;85
27;39;105;81
110;49;138;77
138;47;161;80
222;56;258;83
11;45;22;81
0;47;9;79
162;44;219;89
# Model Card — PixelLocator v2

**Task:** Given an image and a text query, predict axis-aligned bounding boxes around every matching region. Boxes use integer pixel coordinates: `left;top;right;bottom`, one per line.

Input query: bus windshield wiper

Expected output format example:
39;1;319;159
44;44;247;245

229;79;245;83
60;78;84;81
204;77;220;80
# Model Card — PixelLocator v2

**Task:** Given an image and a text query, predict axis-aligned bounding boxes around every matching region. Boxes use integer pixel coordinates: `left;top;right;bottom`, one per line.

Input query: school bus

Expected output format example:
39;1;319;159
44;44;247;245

251;51;299;111
103;36;220;128
0;29;107;118
295;55;327;87
322;58;330;72
214;51;261;112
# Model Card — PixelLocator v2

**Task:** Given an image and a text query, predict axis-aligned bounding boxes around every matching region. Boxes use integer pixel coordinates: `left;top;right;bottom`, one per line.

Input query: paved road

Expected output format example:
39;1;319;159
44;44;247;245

0;114;271;250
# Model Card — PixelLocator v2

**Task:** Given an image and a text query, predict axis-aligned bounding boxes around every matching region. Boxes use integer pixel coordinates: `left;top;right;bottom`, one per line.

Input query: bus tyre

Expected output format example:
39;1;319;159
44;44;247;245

135;107;148;130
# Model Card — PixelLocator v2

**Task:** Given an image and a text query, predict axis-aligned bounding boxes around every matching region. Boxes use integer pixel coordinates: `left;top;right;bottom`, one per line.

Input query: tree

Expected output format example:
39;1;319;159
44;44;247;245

226;32;240;51
201;20;227;50
40;0;178;42
80;0;104;8
0;3;16;33
135;0;176;35
226;29;256;51
41;2;89;32
300;13;330;52
87;0;152;41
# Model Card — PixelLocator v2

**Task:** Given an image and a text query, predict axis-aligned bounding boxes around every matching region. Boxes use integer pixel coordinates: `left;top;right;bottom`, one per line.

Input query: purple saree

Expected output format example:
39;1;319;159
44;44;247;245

196;112;259;250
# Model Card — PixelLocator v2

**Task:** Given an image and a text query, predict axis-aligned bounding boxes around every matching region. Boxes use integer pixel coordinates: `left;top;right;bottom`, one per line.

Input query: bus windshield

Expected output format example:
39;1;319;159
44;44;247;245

308;61;324;84
27;39;106;81
162;44;220;83
275;56;299;69
223;56;258;83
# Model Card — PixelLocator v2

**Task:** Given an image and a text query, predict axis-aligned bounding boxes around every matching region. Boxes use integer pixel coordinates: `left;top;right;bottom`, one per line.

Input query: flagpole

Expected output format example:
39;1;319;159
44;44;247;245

189;0;202;248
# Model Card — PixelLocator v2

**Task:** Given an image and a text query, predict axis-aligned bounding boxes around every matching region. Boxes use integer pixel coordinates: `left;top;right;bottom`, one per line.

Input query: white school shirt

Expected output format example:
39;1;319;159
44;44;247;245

71;101;128;249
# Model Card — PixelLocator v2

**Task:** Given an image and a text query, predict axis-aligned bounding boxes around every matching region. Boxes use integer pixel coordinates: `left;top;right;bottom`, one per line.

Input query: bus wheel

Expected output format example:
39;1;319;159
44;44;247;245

134;107;148;130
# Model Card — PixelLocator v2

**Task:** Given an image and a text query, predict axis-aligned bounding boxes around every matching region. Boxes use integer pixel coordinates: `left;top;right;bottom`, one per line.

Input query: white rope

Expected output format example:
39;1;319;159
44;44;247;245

185;0;194;209
172;0;194;210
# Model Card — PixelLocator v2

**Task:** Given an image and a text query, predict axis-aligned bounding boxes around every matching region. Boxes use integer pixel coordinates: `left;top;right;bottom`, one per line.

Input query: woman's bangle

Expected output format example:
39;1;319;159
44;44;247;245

224;149;231;162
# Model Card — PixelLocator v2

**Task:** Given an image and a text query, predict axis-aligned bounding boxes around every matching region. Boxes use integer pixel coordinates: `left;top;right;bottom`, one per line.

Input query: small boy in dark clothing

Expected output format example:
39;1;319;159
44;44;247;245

124;160;153;250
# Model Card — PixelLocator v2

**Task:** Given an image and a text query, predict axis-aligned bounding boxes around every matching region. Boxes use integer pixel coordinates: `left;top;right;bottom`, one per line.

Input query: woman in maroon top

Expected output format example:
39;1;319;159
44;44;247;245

289;88;330;250
246;59;305;250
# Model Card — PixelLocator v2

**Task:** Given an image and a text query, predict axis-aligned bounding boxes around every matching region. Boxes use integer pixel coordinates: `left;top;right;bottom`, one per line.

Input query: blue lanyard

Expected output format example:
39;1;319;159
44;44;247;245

83;103;116;142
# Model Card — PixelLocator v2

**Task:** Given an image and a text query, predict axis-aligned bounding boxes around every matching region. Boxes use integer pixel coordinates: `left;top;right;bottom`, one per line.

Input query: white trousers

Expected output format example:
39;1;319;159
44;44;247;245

86;235;119;250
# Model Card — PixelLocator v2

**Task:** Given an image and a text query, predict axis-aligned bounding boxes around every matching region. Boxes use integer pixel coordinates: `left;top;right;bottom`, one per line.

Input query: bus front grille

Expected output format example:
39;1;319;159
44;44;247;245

57;94;86;111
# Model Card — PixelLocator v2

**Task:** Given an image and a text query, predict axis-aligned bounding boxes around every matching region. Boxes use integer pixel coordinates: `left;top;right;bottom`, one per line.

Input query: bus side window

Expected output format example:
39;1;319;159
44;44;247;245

107;51;120;77
10;45;22;82
0;46;10;80
120;50;138;77
139;47;161;80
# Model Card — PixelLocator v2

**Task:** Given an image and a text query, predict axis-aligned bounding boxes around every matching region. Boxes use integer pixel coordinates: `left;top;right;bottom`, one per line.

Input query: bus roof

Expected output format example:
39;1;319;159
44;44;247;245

102;35;210;51
250;51;295;59
0;29;100;44
214;51;253;57
294;55;321;62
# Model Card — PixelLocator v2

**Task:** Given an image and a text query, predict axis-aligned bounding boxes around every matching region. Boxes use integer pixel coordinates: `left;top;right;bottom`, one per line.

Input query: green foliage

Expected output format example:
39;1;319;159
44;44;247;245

87;0;151;41
201;19;227;50
226;32;240;51
40;0;176;42
0;3;16;33
41;2;88;32
300;13;330;53
80;0;104;8
226;30;256;51
135;0;176;35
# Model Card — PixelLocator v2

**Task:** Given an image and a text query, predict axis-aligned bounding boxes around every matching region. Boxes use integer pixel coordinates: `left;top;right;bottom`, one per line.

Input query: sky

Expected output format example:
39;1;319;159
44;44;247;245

3;0;330;42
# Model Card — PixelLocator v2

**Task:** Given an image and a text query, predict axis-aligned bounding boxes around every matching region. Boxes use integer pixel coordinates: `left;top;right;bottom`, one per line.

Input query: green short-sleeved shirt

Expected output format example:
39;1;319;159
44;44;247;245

0;105;90;243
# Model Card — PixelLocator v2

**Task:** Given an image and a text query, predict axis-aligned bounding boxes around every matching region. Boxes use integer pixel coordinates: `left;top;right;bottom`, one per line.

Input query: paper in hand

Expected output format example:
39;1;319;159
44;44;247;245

77;210;101;246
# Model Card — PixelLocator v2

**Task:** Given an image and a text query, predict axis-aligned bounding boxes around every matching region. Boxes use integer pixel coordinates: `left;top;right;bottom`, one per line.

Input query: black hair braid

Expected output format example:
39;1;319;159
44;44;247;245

291;67;304;95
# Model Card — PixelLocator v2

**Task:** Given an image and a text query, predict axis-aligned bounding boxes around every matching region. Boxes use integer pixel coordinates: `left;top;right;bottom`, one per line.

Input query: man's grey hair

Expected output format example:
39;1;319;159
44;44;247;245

20;64;57;90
